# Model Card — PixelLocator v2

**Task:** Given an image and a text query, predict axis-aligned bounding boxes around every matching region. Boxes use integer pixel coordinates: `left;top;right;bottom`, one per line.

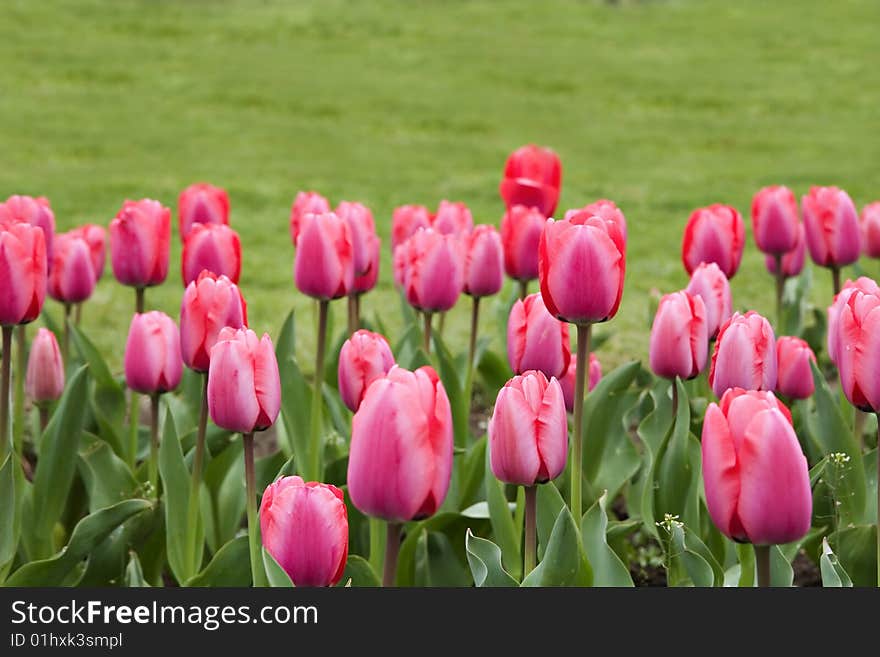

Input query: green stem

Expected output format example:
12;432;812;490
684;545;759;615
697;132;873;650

1;325;13;463
571;323;591;520
38;406;49;435
369;516;386;577
185;373;209;575
383;522;402;587
755;544;771;587
831;266;841;297
62;303;71;364
148;394;160;498
243;432;266;587
671;378;679;417
855;408;866;452
438;311;446;339
135;287;145;314
518;279;528;300
460;296;480;449
128;392;140;469
774;254;784;329
309;300;329;482
13;324;26;455
74;303;82;326
524;485;537;576
347;294;359;336
423;312;433;354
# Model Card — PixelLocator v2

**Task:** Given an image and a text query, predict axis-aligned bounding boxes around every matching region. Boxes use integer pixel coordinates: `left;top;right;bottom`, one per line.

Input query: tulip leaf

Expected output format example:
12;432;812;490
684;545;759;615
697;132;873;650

276;338;314;480
663;522;716;587
414;530;470;586
770;545;794;586
77;435;140;512
465;529;518;587
0;453;22;580
456;435;487;511
581;491;634;586
395;512;485;586
432;333;469;449
521;505;592;587
340;554;381;587
124;551;150;587
186;536;251;587
484;447;521;580
203;439;245;554
835;525;878;586
263;547;294;587
476;349;513;395
77;505;157;586
819;537;852;587
536;482;566;559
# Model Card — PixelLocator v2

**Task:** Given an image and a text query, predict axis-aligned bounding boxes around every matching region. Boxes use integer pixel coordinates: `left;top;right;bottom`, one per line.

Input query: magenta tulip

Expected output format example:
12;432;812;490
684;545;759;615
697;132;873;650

178;183;230;240
180;271;248;372
293;211;354;301
432;200;473;237
48;232;97;304
181;222;242;286
684;262;732;339
69;224;107;280
861;202;880;258
397;229;463;313
336;201;376;276
0;222;47;326
709;311;776;398
0;195;55;263
110;199;171;289
337;329;395;413
802;186;861;269
560;353;601;413
463;224;503;298
565;199;628;247
352;234;380;295
751;186;800;255
391;204;431;252
681;204;745;278
500;205;545;283
764;222;806;280
827;277;880;365
649;290;708;380
25;328;64;405
124;311;182;394
507;293;570;379
775;336;815;400
499;144;562;217
835;287;880;412
289;191;331;246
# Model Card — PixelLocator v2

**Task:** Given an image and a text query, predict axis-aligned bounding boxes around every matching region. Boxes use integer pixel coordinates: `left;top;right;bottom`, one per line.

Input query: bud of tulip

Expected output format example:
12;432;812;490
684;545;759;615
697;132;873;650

499;144;562;217
391;204;431;252
25;328;64;405
48;232;97;304
181;223;242;286
702;388;811;545
110;199;171;289
860;202;880;258
681;204;745;278
560;353;601;413
0;195;55;263
463;225;503;298
775;336;816;400
507;293;570;378
352;234;380;295
337;329;395;412
397;229;463;313
709;311;776;398
178;182;230;240
289;191;331;245
432;200;473;236
684;262;732;339
565;199;628;247
347;365;453;522
649;290;708;380
180;271;248;372
827;277;880;366
801;186;860;268
260;476;348;587
500;205;545;282
69;224;107;280
764;223;805;279
336;201;376;276
751;186;800;255
836;287;880;412
294;212;354;301
0;223;47;326
488;371;567;486
124;311;183;394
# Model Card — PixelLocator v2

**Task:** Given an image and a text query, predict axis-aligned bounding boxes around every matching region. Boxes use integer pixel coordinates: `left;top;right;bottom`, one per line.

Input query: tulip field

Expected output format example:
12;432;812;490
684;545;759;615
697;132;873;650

2;0;880;590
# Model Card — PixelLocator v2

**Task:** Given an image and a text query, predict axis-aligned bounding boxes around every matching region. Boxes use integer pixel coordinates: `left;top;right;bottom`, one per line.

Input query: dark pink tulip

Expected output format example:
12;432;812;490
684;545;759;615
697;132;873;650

836;288;880;411
336;201;376;276
500;205;545;282
860;202;880;258
180;271;248;372
764;222;806;279
347;365;453;522
775;336;815;400
397;229;463;313
488;371;567;486
352;234;380;295
463;224;503;298
124;311;183;394
0;222;47;326
751;186;800;255
289;191;331;246
25;328;64;405
681;204;745;278
702;388;811;545
560;353;601;413
507;293;570;379
294;212;354;301
565;199;628;247
649;290;708;380
178;182;229;240
432;200;473;236
69;224;107;280
260;476;348;587
181;222;242;286
827;277;880;366
0;195;55;264
801;186;860;268
499;144;562;217
337;329;395;413
208;327;280;433
709;311;776;398
110;199;171;289
684;262;732;339
391;204;431;252
48;232;97;304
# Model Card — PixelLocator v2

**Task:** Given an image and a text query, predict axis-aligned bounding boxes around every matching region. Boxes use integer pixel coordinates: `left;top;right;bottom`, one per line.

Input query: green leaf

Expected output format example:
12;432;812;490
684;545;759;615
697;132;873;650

820;537;852;587
835;525;878;586
770;545;794;587
77;436;140;512
581;491;633;586
124;551;150;587
187;536;251;587
0;454;21;578
521;505;592;587
477;349;513;395
202;440;245;554
432;333;469;449
277;344;313;480
339;554;381;587
465;530;518;587
536;482;566;559
263;547;294;587
484;447;521;579
413;530;470;586
666;522;715;587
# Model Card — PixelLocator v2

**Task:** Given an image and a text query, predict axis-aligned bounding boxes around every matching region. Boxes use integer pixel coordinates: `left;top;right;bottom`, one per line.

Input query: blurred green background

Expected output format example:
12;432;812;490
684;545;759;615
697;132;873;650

2;0;879;371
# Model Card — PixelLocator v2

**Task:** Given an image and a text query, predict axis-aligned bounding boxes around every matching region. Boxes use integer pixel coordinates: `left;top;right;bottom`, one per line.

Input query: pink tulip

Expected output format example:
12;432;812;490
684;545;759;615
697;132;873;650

336;201;376;276
507;293;570;379
836;287;880;412
463;225;503;298
352;234;381;295
860;202;880;258
649;290;708;380
801;186;861;268
560;353;601;413
25;328;64;405
684;262;732;339
500;205;545;282
391;204;431;252
488;371;567;486
702;388;811;545
565;199;628;247
124;311;183;394
347;365;453;522
48;232;97;304
260;476;348;587
751;186;800;255
0;195;55;264
775;336;816;400
681;204;745;278
827;277;880;366
432;200;473;236
180;271;248;372
709;311;777;398
110;199;171;289
397;229;464;313
178;183;230;239
499;144;562;216
69;224;107;280
294;212;354;301
289;191;331;245
337;329;395;412
0;222;47;326
207;328;281;433
764;223;806;279
181;223;242;286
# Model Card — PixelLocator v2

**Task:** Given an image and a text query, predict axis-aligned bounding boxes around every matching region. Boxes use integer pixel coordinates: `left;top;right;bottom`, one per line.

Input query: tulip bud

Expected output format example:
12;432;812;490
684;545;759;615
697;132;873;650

764;223;805;279
702;388;811;545
463;225;503;298
836;287;880;412
560;353;601;413
801;186;861;268
565;199;628;247
681;204;745;278
507;293;570;379
260;476;348;587
500;205;545;282
337;329;395;412
391;204;431;252
0;195;55;264
649;290;708;380
827;277;880;366
347;365;453;522
751;186;800;255
124;311;183;394
336;201;376;276
181;223;242;286
860;202;880;258
352;234;380;295
489;371;567;486
178;182;230;240
432;200;473;236
48;232;97;304
110;199;171;289
0;222;47;326
499;144;562;216
294;212;355;301
289;191;331;245
180;271;248;372
69;224;107;280
775;336;816;400
25;328;64;405
709;311;776;398
397;229;464;313
684;262;732;339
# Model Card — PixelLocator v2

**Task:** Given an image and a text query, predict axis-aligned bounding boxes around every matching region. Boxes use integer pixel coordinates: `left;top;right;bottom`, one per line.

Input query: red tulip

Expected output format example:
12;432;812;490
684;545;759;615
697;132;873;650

764;223;806;279
649;290;708;380
827;277;880;366
347;365;453;522
178;182;230;239
69;224;107;280
432;200;473;236
860;202;880;258
488;371;567;486
289;191;331;245
25;328;64;405
110;199;171;288
463;225;503;298
500;205;545;282
48;232;97;304
507;293;570;379
684;262;732;339
836;286;880;411
775;336;816;400
391;204;431;252
397;229;463;313
207;328;281;433
337;329;395;412
499;144;562;216
124;311;183;394
181;223;242;286
751;186;800;255
681;204;745;278
702;388;811;545
294;212;354;301
0;222;47;326
565;199;627;247
180;271;248;372
336;201;376;276
709;311;776;398
352;234;380;295
801;186;860;268
0;195;55;263
260;476;348;587
560;353;601;413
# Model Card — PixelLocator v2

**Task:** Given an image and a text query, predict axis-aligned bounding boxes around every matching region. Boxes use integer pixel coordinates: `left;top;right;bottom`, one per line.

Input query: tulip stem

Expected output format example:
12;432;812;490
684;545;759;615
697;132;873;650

423;312;433;354
671;379;679;416
831;267;841;297
135;287;145;314
62;303;72;364
74;303;82;327
13;325;26;456
243;432;266;587
38;406;50;435
463;297;480;439
571;323;591;520
524;485;537;577
774;255;785;329
347;295;359;336
309;300;329;482
518;280;528;301
755;544;771;587
1;325;13;462
185;373;209;576
148;393;160;498
438;311;446;339
383;522;402;587
369;516;386;577
128;392;140;469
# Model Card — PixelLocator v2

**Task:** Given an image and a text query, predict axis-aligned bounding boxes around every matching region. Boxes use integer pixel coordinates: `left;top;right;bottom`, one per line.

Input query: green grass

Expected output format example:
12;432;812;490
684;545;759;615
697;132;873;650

2;0;879;372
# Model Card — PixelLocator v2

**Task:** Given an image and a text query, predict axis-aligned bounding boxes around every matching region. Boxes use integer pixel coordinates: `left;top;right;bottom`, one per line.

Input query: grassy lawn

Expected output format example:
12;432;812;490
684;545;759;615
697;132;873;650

2;0;879;373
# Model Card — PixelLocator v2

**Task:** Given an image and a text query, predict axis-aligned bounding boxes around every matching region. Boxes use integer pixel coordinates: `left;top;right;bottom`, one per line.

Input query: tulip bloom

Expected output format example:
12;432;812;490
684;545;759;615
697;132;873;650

397;229;464;313
835;288;880;412
861;202;880;258
178;182;230;239
260;476;349;587
709;312;777;398
348;365;453;522
463;225;503;298
702;388;811;545
801;186;860;269
337;329;395;412
352;234;380;295
69;224;107;280
565;199;628;247
751;186;800;255
507;293;570;378
336;201;376;276
775;336;815;400
391;204;431;252
0;195;55;263
0;222;47;326
827;277;880;366
681;204;745;278
110;199;171;289
649;291;708;380
294;212;354;301
560;353;601;413
181;223;242;286
289;191;331;245
180;271;248;372
432;200;473;236
764;223;805;280
489;371;567;486
499;144;562;216
25;328;64;405
500;205;545;283
124;312;183;395
684;262;732;339
48;232;97;304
